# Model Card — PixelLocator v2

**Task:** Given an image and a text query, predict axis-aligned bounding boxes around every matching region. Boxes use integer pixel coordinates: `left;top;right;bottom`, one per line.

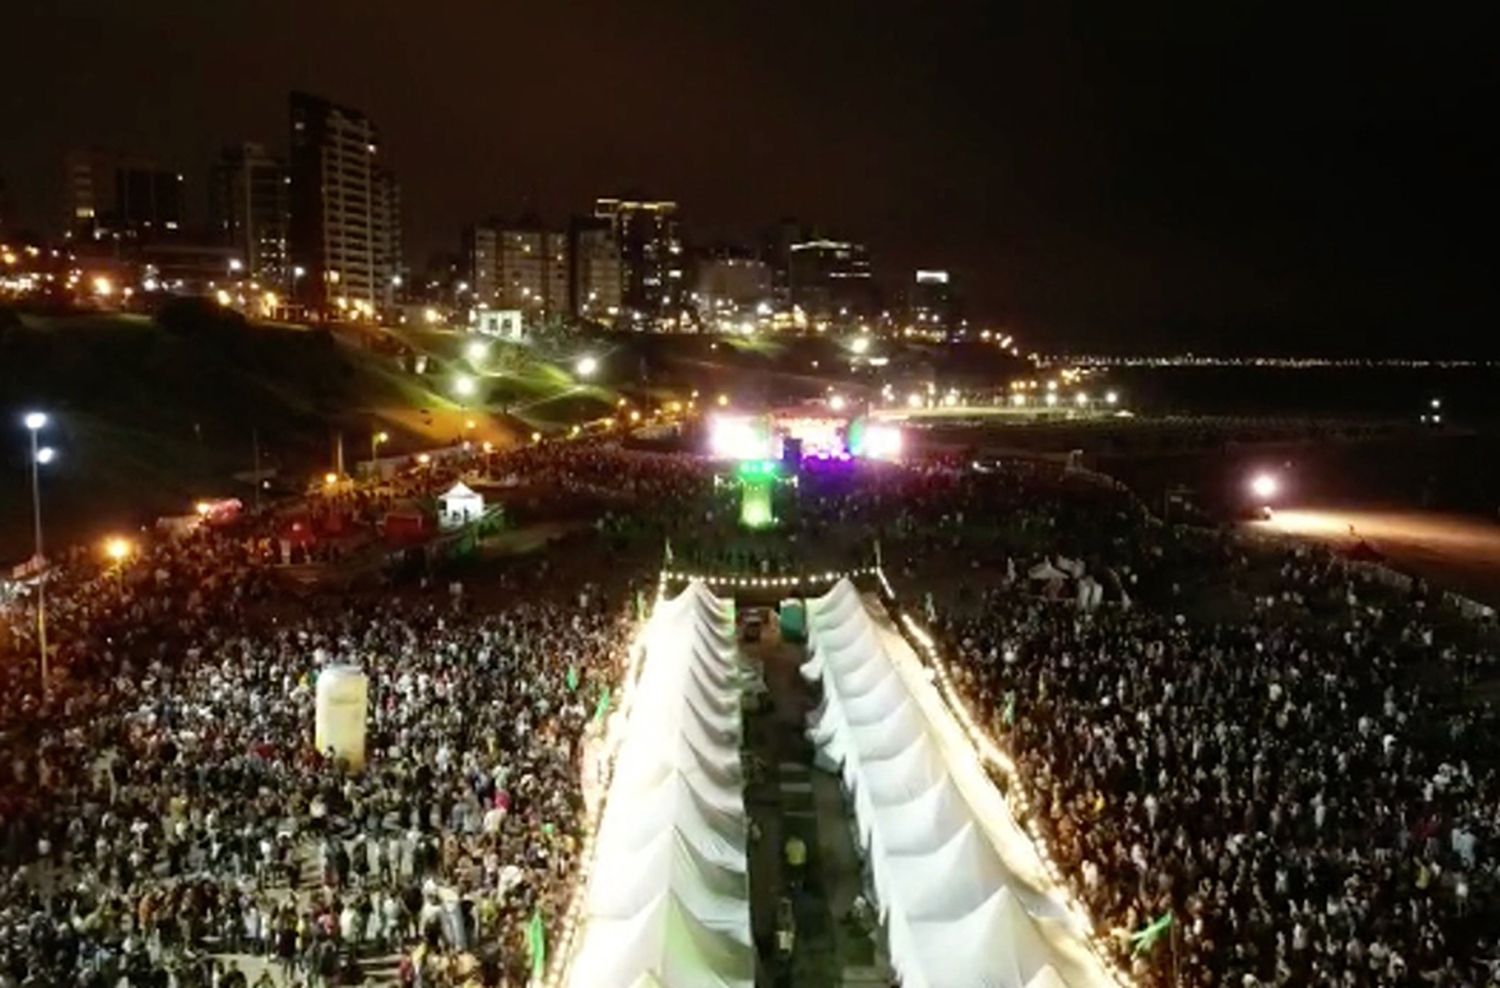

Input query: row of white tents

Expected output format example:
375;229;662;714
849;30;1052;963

566;582;756;988
803;580;1117;988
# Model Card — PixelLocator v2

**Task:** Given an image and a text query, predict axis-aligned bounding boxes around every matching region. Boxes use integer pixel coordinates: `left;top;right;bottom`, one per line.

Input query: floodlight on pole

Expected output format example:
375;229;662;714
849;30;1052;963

23;412;51;696
1250;473;1279;501
370;430;390;467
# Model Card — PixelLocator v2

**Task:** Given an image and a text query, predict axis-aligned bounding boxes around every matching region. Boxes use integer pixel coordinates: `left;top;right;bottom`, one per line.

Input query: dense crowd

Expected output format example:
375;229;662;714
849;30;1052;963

6;429;1500;987
936;509;1500;984
0;451;640;986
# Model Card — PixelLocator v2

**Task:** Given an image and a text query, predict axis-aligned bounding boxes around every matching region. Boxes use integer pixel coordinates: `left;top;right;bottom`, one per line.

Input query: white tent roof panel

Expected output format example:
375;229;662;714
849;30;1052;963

567;582;753;988
804;580;1116;988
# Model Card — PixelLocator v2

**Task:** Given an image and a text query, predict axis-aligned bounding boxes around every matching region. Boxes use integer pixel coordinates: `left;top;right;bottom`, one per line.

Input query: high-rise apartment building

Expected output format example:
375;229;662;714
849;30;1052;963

464;216;569;317
288;92;402;317
209;142;290;285
910;269;958;329
593;196;682;321
464;225;499;303
64;149;184;243
693;247;772;317
570;217;623;325
788;238;874;317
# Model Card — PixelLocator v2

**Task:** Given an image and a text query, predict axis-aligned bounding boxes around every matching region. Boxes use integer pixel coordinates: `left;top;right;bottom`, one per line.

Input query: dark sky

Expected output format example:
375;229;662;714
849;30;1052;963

1;2;1493;355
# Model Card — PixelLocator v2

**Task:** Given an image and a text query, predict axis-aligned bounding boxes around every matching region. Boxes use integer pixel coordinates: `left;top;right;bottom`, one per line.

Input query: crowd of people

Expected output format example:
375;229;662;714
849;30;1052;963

0;447;644;986
6;425;1500;987
932;492;1500;985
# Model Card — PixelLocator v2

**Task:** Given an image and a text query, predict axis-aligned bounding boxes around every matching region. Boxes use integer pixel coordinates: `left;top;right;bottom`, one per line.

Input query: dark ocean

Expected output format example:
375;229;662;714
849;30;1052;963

1106;364;1499;424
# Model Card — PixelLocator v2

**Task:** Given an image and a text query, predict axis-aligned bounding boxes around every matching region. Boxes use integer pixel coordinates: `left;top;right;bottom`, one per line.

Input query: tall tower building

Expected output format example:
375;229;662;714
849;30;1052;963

910;269;958;330
463;225;499;303
210;142;290;285
788;237;874;318
570;216;623;325
64;149;184;244
464;215;569;318
288;92;402;317
593;196;682;322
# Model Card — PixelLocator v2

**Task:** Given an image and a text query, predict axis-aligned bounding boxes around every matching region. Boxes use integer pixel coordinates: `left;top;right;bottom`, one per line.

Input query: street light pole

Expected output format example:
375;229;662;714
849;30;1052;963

370;430;389;478
24;415;48;697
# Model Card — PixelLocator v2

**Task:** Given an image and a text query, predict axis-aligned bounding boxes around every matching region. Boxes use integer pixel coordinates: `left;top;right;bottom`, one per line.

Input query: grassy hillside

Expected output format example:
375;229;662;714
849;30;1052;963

0;308;612;560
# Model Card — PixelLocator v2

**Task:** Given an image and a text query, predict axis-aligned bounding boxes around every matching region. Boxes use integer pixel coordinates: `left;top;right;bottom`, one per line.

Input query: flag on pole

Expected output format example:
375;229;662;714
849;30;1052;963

1001;691;1016;727
593;685;612;724
527;908;546;978
1129;911;1173;955
664;538;674;563
634;589;645;621
566;665;579;692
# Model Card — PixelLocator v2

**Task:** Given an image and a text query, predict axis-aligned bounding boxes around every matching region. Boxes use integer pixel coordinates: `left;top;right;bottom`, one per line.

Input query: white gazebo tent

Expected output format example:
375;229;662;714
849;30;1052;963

437;482;484;530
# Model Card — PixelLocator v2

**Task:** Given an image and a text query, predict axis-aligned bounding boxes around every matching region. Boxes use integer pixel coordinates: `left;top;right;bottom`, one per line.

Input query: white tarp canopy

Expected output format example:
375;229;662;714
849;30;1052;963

438;481;484;530
1027;559;1068;582
802;580;1116;988
567;582;754;988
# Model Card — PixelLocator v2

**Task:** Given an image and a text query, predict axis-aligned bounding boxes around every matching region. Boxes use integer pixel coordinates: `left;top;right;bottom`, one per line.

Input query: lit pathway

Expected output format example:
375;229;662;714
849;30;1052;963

742;616;890;986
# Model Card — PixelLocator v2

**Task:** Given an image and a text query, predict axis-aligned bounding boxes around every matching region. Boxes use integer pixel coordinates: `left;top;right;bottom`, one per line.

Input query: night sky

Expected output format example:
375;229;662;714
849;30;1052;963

1;3;1492;355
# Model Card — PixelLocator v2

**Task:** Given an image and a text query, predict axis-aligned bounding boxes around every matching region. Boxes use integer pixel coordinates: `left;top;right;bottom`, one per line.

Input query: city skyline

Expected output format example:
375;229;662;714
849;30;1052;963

0;2;1492;354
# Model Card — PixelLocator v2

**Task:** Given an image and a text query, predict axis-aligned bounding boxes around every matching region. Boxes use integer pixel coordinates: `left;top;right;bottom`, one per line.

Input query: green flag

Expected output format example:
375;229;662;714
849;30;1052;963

566;665;579;692
1129;911;1173;955
527;908;546;977
593;685;612;724
1001;691;1016;727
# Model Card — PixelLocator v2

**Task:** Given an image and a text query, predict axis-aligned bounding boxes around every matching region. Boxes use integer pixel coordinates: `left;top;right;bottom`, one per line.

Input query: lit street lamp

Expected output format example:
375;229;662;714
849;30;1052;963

371;430;390;469
103;536;133;592
23;412;51;694
575;355;599;379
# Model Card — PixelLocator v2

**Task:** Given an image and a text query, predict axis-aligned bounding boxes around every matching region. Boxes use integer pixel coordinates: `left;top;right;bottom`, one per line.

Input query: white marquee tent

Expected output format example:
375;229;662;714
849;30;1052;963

567;582;755;988
437;482;484;531
803;580;1116;988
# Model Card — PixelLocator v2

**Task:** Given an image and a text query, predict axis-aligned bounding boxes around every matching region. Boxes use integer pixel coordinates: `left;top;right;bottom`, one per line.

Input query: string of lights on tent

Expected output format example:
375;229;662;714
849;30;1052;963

564;582;755;988
803;579;1122;988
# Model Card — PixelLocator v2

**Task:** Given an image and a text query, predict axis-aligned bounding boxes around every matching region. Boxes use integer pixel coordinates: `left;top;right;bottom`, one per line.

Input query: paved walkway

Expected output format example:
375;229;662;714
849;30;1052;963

742;617;892;987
